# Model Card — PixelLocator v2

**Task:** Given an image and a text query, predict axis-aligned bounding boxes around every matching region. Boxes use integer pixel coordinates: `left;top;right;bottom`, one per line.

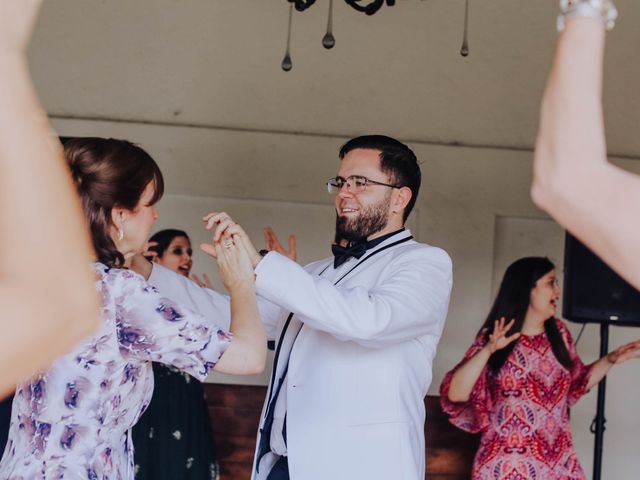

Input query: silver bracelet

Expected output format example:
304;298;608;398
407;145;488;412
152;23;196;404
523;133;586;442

557;0;618;32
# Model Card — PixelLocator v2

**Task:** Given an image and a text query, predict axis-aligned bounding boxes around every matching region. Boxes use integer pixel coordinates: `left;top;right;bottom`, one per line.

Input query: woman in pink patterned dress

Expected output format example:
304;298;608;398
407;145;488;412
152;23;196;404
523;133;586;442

440;257;640;480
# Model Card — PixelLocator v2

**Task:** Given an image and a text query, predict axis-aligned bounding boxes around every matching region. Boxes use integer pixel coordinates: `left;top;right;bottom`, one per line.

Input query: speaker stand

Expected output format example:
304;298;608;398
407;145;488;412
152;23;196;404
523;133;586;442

590;322;609;480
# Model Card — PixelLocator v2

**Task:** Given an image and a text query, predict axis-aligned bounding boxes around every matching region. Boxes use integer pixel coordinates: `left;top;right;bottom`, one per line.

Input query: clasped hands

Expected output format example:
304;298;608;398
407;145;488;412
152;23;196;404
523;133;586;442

197;212;258;291
200;212;297;264
201;212;261;267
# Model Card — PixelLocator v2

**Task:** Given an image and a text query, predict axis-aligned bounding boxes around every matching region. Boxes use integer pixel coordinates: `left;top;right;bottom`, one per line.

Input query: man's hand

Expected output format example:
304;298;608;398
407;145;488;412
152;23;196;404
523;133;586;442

264;226;297;261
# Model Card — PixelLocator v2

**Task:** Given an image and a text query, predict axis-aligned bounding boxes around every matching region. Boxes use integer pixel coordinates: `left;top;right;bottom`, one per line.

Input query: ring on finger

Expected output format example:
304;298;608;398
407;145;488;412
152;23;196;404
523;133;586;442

223;239;234;249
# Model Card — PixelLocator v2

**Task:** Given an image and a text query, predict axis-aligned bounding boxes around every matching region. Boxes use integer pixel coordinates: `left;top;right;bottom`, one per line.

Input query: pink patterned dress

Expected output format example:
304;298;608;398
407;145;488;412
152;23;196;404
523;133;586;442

0;264;231;480
440;319;593;480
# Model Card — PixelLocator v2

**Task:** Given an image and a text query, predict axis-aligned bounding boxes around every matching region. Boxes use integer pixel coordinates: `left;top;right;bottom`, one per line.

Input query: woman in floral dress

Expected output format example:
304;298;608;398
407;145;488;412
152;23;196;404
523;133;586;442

440;257;640;480
0;138;266;479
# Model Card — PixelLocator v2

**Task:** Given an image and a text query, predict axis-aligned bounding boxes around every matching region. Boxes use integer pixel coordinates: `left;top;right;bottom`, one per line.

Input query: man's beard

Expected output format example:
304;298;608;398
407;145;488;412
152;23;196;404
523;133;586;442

335;194;391;244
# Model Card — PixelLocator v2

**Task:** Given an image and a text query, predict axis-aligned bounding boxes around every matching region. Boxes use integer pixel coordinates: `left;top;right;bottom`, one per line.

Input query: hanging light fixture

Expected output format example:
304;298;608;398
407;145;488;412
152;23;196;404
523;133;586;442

322;0;335;49
290;0;394;15
281;3;294;71
460;0;470;57
280;0;470;72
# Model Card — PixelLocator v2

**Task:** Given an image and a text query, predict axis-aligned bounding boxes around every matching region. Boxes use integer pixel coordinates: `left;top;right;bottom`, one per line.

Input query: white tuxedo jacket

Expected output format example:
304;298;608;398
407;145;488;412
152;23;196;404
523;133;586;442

252;230;452;480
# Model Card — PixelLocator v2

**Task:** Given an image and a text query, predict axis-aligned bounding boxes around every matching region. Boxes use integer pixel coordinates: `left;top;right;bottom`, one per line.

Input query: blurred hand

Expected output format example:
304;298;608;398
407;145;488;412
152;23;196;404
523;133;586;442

607;340;640;364
191;273;214;290
0;0;43;54
485;318;520;354
129;253;152;280
141;241;159;262
264;226;297;261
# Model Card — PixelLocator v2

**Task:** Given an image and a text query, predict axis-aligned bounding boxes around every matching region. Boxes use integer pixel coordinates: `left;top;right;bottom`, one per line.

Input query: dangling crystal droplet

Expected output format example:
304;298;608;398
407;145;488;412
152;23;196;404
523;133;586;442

322;0;335;49
460;0;470;57
281;53;293;72
322;32;335;49
281;4;294;72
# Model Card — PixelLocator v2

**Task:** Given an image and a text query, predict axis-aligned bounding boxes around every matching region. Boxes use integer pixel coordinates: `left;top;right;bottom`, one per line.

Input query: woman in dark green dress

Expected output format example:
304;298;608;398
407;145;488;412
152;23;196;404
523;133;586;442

132;229;219;480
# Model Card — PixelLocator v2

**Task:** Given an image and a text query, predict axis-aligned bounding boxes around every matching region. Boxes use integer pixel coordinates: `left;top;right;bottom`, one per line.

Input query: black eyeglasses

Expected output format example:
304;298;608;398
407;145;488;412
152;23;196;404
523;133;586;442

326;175;402;194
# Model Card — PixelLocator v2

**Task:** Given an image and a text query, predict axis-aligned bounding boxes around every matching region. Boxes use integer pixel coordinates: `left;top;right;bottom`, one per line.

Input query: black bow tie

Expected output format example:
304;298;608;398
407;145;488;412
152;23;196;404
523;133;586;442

331;242;367;268
330;229;407;269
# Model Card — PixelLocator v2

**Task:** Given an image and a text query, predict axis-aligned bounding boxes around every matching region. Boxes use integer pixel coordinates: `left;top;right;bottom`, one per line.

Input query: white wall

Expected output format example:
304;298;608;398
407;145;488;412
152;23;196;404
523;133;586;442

36;1;640;476
51;117;640;478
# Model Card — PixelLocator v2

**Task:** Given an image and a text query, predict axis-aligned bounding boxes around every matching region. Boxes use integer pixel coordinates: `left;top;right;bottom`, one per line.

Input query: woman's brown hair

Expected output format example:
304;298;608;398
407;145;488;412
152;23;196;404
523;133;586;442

64;138;164;268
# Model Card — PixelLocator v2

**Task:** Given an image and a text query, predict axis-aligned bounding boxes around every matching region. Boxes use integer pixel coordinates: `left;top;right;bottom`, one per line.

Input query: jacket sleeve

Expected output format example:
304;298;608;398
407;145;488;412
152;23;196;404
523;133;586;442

254;247;452;348
148;263;231;329
149;263;286;340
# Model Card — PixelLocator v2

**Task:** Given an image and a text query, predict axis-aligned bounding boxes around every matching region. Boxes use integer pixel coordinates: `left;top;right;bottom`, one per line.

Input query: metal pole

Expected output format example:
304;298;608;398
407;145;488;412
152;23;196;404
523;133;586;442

592;322;609;480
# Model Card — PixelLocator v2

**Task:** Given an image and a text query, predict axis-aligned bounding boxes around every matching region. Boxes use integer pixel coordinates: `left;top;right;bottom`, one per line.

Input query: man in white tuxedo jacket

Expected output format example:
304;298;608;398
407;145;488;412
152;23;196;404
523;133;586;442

144;135;452;480
205;135;453;480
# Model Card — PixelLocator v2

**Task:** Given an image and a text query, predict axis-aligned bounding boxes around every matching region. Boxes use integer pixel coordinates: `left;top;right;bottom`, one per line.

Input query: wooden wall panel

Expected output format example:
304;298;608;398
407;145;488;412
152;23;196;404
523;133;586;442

204;384;479;479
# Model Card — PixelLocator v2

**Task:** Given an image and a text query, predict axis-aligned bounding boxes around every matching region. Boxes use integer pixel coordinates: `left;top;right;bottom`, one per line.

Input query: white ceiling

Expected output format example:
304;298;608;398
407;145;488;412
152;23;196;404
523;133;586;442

30;0;640;160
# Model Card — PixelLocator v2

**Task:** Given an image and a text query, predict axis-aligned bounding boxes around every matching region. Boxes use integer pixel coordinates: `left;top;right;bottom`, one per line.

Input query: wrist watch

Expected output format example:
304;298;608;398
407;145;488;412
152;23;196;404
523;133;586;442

254;249;269;269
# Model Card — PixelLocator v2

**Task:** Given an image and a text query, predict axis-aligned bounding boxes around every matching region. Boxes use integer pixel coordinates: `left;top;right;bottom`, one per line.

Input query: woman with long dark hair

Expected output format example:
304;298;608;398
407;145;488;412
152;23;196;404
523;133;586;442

440;257;640;479
0;138;266;479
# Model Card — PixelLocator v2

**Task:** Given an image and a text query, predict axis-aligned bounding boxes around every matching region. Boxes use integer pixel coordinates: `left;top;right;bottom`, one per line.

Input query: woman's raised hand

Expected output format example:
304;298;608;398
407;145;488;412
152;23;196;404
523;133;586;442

0;0;43;54
485;318;521;354
213;232;255;293
141;241;159;261
606;340;640;365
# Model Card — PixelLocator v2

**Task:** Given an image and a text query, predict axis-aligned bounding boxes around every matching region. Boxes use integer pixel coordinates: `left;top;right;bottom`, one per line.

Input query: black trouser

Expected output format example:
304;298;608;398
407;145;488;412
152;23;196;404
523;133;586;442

266;456;289;480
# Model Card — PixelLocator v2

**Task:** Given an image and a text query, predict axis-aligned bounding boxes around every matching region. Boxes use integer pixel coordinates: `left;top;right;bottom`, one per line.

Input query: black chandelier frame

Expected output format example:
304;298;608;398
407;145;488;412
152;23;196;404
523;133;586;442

280;0;470;72
288;0;395;16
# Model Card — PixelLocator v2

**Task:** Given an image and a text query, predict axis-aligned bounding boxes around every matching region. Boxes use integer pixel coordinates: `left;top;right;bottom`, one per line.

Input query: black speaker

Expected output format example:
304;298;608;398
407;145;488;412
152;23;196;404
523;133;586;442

563;232;640;326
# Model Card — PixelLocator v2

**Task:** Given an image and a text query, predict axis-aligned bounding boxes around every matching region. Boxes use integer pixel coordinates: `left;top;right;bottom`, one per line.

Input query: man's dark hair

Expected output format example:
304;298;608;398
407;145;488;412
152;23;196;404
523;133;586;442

338;135;420;222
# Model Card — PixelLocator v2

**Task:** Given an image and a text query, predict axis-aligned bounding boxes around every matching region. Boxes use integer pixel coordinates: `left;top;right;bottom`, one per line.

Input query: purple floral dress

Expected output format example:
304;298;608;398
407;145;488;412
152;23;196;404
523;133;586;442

0;264;231;480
